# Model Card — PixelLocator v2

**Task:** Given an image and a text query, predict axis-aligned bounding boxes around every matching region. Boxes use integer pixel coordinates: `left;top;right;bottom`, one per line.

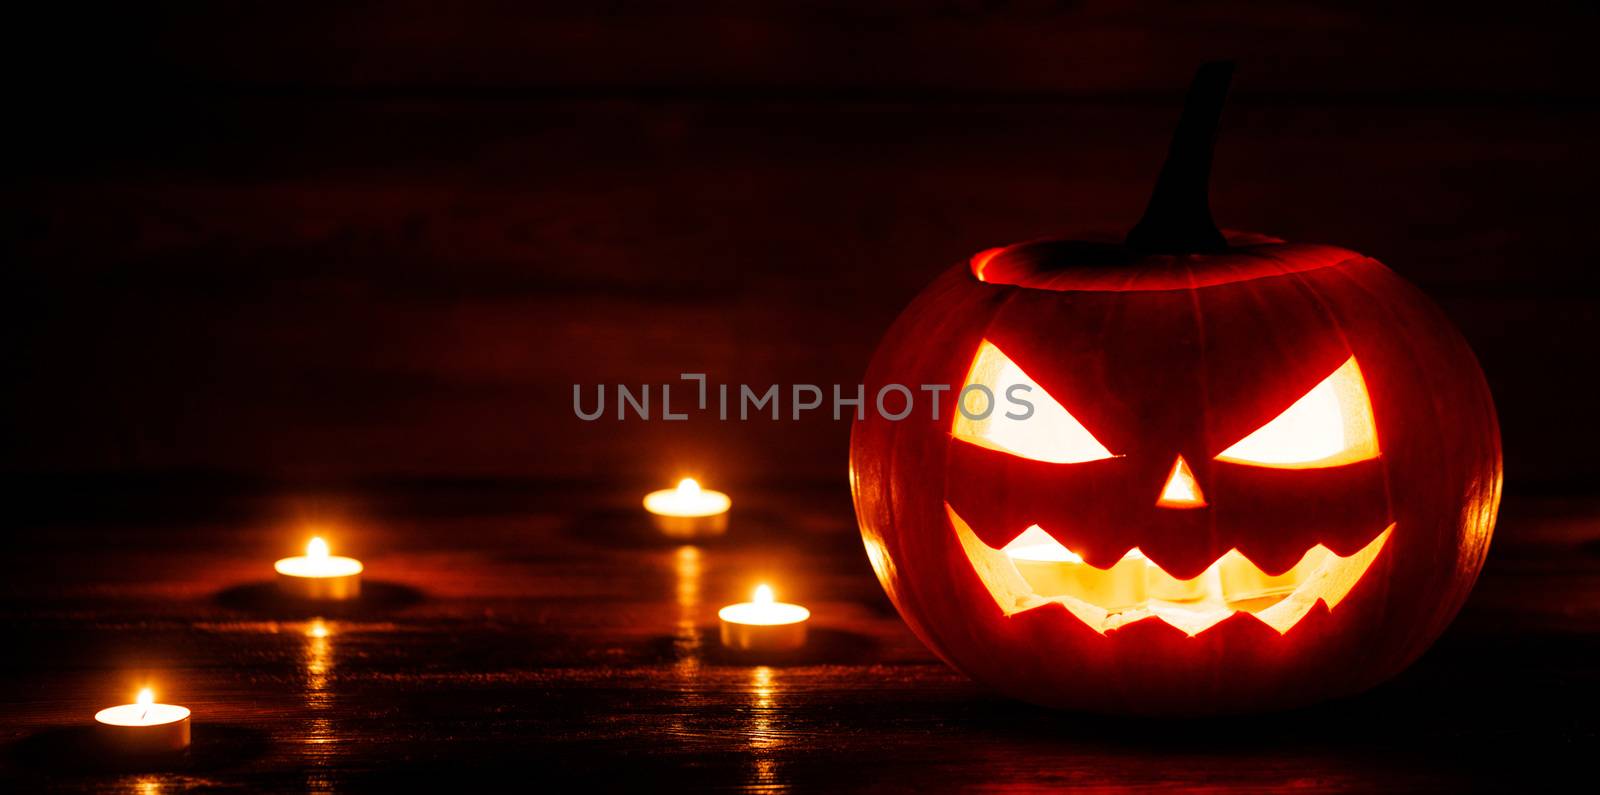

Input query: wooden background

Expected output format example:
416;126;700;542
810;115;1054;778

7;1;1600;497
4;487;1599;791
5;3;1600;790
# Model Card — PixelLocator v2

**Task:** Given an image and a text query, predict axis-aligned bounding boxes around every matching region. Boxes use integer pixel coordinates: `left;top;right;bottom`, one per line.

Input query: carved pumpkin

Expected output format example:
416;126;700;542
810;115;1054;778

849;64;1501;714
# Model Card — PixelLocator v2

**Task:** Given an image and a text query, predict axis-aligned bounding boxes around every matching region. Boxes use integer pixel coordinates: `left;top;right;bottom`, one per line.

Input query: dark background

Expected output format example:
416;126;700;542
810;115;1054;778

6;1;1598;499
5;5;1600;791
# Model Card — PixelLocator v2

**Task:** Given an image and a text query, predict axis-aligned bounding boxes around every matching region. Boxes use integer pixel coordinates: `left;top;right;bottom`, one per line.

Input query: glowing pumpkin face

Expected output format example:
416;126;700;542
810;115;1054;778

848;64;1501;714
950;339;1390;637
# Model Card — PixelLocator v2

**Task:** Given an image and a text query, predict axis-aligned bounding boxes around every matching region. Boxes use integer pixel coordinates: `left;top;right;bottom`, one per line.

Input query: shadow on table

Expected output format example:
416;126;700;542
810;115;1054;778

214;580;424;618
646;626;880;666
558;507;812;550
918;626;1597;785
7;723;269;774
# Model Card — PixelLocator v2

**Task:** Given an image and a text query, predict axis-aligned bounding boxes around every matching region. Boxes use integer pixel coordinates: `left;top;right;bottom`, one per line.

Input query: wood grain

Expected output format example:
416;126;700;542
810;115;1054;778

2;487;1597;791
5;7;1598;784
8;97;1598;490
6;3;1600;491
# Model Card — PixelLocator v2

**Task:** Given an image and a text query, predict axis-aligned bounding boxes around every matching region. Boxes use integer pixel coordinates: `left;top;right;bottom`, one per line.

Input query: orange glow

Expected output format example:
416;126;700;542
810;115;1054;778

719;582;810;651
1002;525;1085;563
304;619;333;684
1155;455;1206;508
673;545;703;673
275;536;363;583
675;546;702;611
95;687;189;730
953;340;1115;464
719;585;810;627
720;582;806;646
644;478;731;519
949;504;1392;636
1217;357;1379;468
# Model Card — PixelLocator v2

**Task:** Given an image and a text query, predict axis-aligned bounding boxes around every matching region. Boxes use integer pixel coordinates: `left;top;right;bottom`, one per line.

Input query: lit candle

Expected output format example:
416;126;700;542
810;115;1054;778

643;478;731;538
94;687;190;754
274;536;363;600
719;584;810;653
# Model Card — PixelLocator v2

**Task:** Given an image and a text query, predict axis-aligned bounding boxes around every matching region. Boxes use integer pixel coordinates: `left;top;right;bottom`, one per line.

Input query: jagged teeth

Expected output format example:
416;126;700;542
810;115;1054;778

952;507;1393;636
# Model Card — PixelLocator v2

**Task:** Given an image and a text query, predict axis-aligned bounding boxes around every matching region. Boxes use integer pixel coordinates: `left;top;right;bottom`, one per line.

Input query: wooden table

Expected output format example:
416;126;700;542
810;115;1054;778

3;484;1596;791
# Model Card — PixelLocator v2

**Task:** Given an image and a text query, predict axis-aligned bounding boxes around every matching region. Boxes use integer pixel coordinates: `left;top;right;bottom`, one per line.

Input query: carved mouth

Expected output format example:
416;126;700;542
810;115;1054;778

948;504;1392;636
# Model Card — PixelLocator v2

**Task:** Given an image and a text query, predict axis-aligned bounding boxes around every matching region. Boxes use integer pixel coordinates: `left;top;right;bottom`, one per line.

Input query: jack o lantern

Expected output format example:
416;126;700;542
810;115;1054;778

849;63;1501;714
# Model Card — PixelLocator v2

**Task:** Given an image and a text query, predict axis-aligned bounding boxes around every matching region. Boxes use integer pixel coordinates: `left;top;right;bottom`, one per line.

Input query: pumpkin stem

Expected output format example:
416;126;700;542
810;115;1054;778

1125;61;1234;254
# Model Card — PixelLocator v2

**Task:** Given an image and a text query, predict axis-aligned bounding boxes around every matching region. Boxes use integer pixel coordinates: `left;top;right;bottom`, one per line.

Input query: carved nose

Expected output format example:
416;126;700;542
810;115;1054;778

1156;455;1207;509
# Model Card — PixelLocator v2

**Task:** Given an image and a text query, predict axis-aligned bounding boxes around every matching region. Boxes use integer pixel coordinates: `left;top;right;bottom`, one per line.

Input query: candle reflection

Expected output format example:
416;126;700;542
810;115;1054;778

666;545;706;744
674;545;703;674
302;618;338;768
747;665;785;790
748;666;778;748
304;619;333;694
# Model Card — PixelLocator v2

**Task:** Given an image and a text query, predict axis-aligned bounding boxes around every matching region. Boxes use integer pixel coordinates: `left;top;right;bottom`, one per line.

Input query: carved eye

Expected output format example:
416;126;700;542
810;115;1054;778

1216;357;1380;469
952;340;1115;464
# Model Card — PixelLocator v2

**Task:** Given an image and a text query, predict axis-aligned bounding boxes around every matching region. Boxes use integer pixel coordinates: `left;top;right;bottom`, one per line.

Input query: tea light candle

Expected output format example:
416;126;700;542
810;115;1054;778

719;584;810;653
275;536;363;600
644;478;731;538
95;688;190;754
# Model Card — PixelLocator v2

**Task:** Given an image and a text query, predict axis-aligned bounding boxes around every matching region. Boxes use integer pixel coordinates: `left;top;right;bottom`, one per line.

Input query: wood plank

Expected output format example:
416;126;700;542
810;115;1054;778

7;100;1598;484
18;2;1600;98
1;488;1595;790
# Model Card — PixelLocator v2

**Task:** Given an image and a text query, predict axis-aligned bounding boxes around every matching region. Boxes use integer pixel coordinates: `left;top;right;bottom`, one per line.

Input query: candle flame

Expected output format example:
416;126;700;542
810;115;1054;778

677;478;701;496
307;536;329;560
754;584;774;604
137;687;153;720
